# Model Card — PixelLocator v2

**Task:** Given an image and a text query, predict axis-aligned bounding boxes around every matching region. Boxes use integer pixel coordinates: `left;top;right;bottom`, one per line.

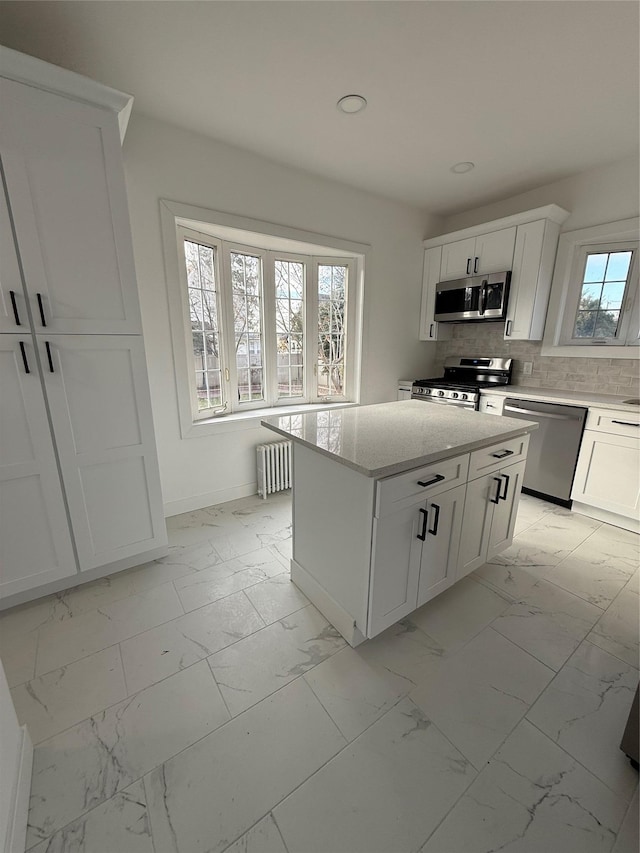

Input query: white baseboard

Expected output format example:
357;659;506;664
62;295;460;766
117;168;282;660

291;559;366;648
5;725;32;853
164;482;258;517
572;502;640;534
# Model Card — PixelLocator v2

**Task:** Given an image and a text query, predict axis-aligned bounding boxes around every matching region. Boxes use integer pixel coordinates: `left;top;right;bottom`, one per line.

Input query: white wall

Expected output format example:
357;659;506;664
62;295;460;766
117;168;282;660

123;114;441;514
442;154;639;234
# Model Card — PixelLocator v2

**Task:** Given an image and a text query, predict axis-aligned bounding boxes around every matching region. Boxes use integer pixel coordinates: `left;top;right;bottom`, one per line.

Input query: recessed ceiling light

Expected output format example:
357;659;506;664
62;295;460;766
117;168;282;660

450;161;475;174
337;94;367;114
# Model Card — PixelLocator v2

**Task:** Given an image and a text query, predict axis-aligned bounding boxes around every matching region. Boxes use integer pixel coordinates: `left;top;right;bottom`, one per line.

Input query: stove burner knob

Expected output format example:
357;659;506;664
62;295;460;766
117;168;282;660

461;393;468;400
426;388;431;395
437;390;445;397
452;392;458;399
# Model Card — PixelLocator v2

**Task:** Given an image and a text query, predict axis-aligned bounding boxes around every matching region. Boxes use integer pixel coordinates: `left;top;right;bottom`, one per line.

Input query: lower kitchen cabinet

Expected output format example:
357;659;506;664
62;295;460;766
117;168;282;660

457;460;526;580
571;409;640;531
0;337;77;597
368;484;466;636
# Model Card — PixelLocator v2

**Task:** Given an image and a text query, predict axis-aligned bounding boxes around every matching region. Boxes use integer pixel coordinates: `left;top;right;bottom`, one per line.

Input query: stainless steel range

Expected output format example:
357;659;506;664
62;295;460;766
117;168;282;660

412;357;512;410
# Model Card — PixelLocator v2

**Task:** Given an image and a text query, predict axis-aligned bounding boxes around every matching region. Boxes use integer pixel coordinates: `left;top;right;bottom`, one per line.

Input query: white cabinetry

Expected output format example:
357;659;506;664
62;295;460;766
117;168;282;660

422;205;569;342
479;393;505;415
0;49;167;605
572;409;640;532
457;460;526;579
290;434;529;645
419;245;450;341
440;227;516;280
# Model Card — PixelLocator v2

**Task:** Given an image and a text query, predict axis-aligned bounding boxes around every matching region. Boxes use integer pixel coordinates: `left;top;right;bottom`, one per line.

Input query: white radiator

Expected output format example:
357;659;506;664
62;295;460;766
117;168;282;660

257;440;293;498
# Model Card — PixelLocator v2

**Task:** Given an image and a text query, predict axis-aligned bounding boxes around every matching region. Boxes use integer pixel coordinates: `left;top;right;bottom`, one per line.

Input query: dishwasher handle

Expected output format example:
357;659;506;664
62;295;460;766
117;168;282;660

504;404;583;422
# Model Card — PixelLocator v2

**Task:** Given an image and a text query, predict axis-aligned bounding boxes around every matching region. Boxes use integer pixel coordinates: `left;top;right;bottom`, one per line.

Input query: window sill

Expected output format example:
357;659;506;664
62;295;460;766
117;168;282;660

540;343;639;358
182;401;359;439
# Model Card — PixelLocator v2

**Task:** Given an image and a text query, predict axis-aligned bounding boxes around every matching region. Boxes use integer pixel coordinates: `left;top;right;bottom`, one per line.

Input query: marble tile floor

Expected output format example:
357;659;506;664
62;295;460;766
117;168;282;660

1;490;638;853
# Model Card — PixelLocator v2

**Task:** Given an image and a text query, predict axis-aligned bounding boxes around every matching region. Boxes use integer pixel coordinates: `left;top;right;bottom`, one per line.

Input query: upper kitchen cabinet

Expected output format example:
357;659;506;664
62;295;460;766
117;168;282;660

0;64;141;335
422;205;570;341
440;226;516;279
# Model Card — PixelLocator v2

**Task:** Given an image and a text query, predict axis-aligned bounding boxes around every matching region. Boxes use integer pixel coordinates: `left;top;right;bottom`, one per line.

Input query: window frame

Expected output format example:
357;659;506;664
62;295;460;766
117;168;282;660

161;200;366;438
542;217;640;358
559;241;638;346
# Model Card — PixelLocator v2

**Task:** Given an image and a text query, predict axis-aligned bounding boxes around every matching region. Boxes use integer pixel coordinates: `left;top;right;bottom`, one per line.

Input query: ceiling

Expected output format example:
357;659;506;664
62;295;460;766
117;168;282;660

1;1;638;215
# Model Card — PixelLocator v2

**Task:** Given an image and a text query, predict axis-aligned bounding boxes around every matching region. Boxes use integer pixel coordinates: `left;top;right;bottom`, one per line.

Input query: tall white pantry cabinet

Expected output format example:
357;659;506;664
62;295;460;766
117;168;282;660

0;49;167;605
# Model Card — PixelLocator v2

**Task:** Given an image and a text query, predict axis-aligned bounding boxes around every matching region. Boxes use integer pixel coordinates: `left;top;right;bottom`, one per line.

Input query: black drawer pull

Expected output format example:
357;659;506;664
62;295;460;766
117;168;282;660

37;292;47;327
45;341;54;373
491;449;514;459
466;257;471;275
612;420;639;427
428;502;440;536
499;474;510;501
491;477;502;504
9;290;21;325
417;474;445;488
19;341;30;374
417;507;428;541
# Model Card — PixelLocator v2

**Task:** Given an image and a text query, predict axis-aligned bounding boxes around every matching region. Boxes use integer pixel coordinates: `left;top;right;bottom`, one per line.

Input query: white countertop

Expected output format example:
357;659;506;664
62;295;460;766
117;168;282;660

479;385;640;413
262;400;537;478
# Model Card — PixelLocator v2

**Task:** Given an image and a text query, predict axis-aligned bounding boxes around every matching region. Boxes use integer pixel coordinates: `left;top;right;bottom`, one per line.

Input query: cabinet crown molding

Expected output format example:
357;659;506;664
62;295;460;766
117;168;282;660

423;204;570;248
0;46;133;141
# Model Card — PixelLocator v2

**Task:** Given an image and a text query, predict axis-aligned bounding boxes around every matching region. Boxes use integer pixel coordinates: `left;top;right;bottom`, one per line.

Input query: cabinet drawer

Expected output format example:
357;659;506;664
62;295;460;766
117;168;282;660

376;453;469;518
468;434;530;480
586;409;640;438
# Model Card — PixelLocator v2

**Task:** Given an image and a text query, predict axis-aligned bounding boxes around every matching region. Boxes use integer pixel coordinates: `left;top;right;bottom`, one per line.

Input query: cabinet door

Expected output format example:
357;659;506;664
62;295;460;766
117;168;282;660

457;472;498;580
572;430;640;519
368;503;422;637
487;461;526;560
440;237;476;279
474;227;516;274
417;484;465;607
0;78;142;335
0;337;77;599
39;335;167;571
505;219;560;341
0;178;27;334
419;246;450;341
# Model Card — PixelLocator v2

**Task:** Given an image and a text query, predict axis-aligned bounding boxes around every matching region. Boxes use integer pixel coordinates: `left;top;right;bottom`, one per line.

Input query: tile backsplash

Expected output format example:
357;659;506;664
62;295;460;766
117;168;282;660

434;325;639;397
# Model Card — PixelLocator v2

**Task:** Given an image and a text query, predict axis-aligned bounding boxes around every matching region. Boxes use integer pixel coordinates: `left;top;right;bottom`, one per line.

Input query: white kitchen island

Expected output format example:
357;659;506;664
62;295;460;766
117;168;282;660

263;401;537;646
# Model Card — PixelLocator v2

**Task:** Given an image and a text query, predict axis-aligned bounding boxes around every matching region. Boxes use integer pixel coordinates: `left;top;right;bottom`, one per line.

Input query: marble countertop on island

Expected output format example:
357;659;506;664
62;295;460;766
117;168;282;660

262;400;537;478
479;385;640;413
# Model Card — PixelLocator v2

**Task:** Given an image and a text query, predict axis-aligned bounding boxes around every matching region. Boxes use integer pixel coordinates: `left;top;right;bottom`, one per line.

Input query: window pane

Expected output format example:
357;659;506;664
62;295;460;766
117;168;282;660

184;238;225;414
594;311;620;337
600;281;626;310
317;264;347;397
574;311;597;337
578;283;602;309
275;259;305;399
583;253;608;282
605;251;632;281
231;252;264;402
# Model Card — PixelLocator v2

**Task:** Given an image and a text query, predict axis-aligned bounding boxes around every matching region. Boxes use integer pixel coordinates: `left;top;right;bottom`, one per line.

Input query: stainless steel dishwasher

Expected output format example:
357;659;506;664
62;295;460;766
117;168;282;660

503;398;587;506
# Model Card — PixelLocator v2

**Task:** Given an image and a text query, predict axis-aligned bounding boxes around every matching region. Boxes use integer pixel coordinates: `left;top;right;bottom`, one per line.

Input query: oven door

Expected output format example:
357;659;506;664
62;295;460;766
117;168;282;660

411;394;478;411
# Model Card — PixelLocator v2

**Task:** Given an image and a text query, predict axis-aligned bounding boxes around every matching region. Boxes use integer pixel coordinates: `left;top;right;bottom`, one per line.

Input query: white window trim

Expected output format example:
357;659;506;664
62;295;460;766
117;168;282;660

160;199;367;439
542;217;640;358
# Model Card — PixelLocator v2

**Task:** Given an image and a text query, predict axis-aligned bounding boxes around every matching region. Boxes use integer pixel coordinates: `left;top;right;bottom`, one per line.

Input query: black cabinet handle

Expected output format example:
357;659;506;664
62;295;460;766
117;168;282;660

428;502;440;536
491;449;514;459
499;474;510;501
505;320;512;337
491;477;502;504
417;507;428;541
19;341;30;374
9;290;21;325
612;420;639;427
474;256;479;274
429;323;434;338
418;473;445;488
466;258;471;275
45;341;54;373
37;293;47;327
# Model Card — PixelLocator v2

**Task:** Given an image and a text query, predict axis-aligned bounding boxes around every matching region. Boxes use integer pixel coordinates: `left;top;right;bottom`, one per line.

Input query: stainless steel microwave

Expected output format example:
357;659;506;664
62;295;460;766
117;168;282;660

434;271;511;323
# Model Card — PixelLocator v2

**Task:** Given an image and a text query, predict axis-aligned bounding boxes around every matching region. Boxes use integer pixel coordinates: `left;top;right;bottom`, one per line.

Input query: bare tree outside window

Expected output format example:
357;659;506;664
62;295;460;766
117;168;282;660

317;264;346;397
185;239;223;410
